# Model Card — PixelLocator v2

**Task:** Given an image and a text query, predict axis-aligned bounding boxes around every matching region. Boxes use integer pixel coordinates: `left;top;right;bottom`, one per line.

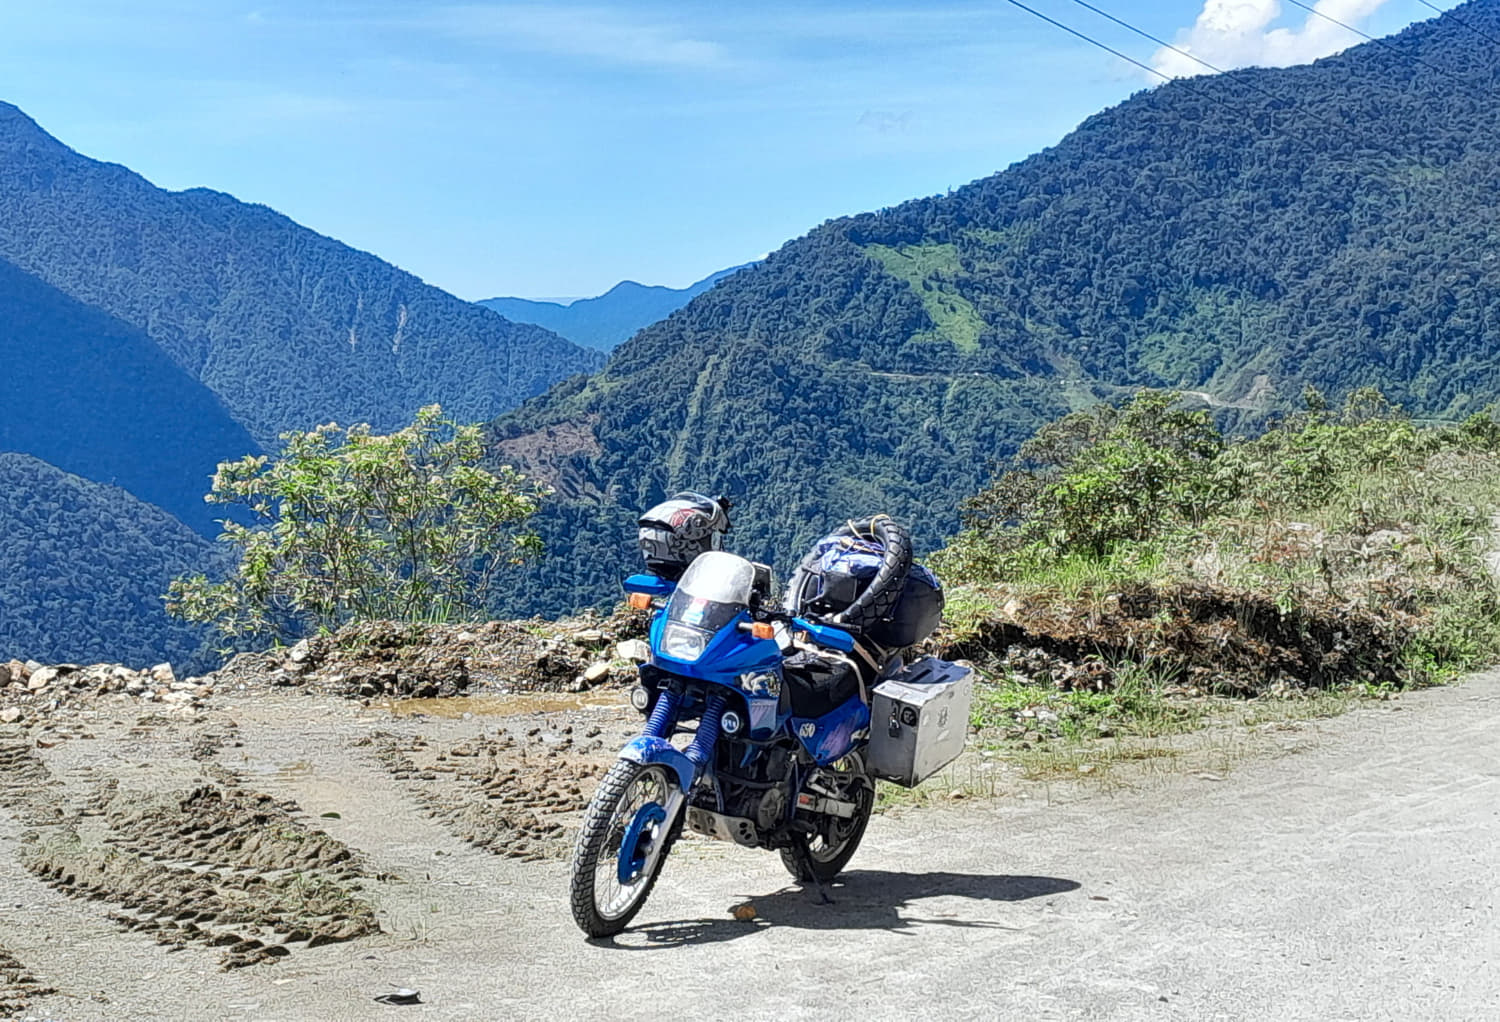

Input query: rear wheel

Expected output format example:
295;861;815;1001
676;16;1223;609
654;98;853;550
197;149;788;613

780;753;876;883
569;760;681;937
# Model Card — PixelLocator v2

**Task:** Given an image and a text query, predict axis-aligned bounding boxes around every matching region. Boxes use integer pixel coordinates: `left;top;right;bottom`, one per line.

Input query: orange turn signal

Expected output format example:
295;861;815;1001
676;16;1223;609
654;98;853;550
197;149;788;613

627;592;653;610
749;622;775;640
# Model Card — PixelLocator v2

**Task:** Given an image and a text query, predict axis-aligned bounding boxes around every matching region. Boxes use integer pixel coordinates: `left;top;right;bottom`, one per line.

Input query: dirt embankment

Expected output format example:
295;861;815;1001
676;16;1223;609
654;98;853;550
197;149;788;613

936;581;1418;695
207;611;647;702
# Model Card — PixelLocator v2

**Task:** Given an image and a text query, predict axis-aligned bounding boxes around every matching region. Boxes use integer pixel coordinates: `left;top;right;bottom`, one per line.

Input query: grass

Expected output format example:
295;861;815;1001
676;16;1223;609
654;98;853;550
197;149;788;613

865;242;986;354
873;674;1374;808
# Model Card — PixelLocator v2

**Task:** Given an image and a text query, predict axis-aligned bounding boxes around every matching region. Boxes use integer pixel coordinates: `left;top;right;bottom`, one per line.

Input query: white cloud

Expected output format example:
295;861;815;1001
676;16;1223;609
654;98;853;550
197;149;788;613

421;4;732;71
1152;0;1393;78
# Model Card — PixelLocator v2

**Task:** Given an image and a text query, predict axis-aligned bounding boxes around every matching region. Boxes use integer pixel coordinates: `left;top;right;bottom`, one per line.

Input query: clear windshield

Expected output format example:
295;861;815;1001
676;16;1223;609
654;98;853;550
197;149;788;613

675;551;756;606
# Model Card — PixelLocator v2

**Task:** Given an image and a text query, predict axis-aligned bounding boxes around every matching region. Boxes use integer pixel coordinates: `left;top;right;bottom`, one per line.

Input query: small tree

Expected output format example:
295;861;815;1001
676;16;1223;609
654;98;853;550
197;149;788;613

958;390;1226;558
167;405;547;640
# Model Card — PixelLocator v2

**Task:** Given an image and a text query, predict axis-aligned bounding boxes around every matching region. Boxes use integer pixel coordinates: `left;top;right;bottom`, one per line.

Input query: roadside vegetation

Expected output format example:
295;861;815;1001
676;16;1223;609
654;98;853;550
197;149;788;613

167;405;549;643
925;387;1500;782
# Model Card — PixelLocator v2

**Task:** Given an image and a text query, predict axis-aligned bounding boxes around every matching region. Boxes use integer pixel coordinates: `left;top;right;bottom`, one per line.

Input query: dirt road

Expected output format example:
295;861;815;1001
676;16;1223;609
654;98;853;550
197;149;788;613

2;673;1497;1021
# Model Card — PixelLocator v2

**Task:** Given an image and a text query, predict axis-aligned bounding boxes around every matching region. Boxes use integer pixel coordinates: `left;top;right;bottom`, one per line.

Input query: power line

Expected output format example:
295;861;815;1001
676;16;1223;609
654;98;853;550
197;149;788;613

1413;0;1500;48
1000;0;1330;156
1062;0;1366;142
1281;0;1491;97
1001;0;1178;85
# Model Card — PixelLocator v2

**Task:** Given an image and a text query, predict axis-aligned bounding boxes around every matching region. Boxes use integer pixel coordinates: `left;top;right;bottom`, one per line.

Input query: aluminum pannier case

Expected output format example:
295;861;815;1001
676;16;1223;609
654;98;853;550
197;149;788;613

867;657;974;787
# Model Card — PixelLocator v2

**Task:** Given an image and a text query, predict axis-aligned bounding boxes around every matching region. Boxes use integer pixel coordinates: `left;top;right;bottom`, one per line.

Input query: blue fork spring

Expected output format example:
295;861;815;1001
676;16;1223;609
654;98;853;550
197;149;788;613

644;688;680;739
686;693;727;766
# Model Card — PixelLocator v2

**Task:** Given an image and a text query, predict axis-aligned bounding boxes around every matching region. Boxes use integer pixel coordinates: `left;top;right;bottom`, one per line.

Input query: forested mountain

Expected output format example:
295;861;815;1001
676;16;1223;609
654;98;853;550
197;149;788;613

0;103;603;448
0;256;257;536
479;263;754;351
489;0;1500;616
0;453;219;671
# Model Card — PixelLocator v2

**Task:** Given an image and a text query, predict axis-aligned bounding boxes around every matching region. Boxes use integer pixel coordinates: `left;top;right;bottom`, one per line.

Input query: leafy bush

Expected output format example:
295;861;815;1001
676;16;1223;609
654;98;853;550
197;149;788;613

937;387;1500;690
168;406;548;641
946;390;1226;569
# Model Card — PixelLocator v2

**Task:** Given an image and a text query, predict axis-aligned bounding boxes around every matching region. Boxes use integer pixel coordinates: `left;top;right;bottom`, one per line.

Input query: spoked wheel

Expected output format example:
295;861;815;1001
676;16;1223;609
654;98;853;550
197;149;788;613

569;760;682;938
781;752;876;883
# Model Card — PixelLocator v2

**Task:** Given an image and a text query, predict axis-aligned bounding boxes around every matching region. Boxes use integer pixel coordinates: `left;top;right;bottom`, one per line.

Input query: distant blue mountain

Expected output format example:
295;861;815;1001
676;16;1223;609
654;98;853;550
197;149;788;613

479;263;755;352
0;255;258;537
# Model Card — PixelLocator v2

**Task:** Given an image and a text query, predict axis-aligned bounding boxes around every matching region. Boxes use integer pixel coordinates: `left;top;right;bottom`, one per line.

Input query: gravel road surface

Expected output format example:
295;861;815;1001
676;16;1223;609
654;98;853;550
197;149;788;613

2;673;1496;1021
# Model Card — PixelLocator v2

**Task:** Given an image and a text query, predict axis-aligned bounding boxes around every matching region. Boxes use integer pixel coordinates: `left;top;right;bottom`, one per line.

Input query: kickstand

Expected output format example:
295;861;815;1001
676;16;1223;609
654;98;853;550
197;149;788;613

795;844;834;905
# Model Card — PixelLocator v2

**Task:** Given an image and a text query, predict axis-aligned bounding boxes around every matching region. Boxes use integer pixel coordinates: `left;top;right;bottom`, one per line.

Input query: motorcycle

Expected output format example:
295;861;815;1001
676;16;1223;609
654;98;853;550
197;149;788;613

567;498;970;938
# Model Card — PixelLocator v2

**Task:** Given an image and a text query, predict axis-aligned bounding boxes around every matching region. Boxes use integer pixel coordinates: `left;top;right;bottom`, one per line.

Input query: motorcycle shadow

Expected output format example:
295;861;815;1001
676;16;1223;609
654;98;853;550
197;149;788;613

603;870;1080;949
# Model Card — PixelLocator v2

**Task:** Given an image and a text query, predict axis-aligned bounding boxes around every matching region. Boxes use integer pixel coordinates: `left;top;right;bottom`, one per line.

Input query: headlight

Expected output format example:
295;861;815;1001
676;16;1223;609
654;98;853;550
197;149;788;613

739;672;781;698
661;622;711;661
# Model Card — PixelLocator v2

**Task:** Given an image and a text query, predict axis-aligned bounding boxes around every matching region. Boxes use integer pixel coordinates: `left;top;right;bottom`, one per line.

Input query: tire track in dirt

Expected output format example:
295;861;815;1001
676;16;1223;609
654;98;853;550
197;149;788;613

0;739;63;826
0;943;53;1019
363;725;611;862
15;753;381;970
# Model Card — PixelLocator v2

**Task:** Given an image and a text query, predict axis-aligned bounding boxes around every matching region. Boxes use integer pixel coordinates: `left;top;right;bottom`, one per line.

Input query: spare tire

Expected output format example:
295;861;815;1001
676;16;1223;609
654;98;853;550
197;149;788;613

783;516;913;637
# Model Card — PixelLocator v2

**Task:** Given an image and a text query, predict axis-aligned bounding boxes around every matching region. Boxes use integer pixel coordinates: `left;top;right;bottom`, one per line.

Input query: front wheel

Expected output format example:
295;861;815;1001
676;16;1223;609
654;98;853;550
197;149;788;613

780;754;876;883
569;760;681;937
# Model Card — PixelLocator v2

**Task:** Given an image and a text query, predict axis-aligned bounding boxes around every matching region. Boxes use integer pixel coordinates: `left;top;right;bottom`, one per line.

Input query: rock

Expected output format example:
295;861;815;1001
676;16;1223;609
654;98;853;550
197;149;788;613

0;663;9;688
125;677;147;694
615;639;650;662
150;663;175;685
287;639;312;664
23;660;42;676
456;631;479;643
571;629;605;646
582;661;611;684
28;666;59;691
0;706;20;723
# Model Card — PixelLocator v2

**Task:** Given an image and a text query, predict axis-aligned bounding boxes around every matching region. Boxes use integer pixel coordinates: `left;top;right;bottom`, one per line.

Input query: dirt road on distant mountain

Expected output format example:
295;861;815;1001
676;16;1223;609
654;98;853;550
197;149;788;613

2;674;1497;1022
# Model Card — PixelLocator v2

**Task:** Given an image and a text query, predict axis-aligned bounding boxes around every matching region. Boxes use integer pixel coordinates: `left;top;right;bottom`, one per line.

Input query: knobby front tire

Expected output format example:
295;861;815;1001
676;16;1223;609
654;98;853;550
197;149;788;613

568;759;681;938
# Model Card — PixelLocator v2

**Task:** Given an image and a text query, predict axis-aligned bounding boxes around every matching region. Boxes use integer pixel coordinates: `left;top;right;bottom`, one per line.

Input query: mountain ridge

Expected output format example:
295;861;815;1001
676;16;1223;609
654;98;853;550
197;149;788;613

0;102;604;447
0;255;259;536
479;263;754;351
0;452;220;671
487;0;1500;617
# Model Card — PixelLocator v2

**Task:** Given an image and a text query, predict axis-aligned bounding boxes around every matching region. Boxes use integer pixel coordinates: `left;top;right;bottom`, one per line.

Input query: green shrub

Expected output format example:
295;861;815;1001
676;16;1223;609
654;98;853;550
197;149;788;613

167;405;548;640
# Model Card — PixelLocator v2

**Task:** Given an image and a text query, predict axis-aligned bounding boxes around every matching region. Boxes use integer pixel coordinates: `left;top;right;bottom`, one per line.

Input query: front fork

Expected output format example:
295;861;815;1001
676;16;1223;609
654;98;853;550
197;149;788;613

617;689;729;876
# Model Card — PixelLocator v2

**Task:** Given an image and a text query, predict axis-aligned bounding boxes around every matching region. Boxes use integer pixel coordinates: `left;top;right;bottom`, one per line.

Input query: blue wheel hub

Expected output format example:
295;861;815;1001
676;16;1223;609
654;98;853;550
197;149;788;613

617;802;667;884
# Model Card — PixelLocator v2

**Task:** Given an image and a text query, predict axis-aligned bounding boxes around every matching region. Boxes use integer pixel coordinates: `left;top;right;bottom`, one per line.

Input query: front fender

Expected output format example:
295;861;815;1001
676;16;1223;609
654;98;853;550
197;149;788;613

619;736;698;793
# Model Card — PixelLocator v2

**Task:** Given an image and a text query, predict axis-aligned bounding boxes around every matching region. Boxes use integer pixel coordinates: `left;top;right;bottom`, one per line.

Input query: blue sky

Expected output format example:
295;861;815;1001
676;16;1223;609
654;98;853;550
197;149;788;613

0;1;1450;299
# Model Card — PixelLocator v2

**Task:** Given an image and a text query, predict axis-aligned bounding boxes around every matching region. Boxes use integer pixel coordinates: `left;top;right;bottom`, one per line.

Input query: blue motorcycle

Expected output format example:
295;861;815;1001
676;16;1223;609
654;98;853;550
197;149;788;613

568;499;961;938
